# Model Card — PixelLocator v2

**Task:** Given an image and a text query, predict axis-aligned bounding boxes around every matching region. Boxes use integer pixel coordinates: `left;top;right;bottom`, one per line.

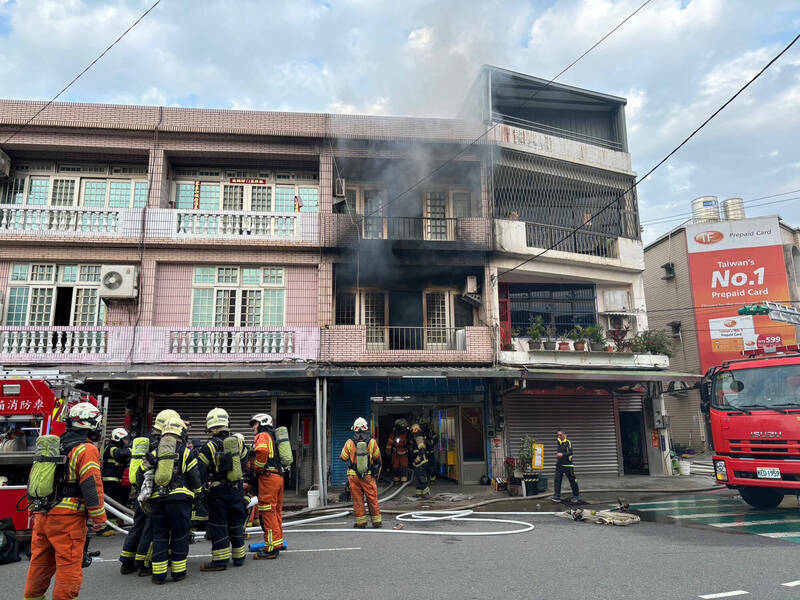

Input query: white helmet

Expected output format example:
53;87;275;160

352;417;368;432
68;402;102;430
111;427;129;442
206;407;229;431
249;413;272;427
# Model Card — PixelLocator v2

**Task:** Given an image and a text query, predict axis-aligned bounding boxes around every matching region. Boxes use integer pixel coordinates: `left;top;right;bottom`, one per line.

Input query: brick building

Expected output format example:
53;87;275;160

0;66;692;499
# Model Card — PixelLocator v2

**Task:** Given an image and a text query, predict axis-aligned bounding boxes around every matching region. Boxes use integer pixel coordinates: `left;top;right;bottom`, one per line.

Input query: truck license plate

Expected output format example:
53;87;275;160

756;467;781;479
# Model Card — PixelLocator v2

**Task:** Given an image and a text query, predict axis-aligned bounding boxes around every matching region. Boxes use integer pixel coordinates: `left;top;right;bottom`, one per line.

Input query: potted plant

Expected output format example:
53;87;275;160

566;325;588;351
585;325;606;352
526;315;546;351
607;325;631;352
630;329;675;357
542;324;557;351
557;332;572;352
517;436;540;495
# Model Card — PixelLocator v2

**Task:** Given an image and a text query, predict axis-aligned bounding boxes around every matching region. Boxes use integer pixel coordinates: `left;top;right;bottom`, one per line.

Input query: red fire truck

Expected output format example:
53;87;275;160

0;373;98;542
701;347;800;508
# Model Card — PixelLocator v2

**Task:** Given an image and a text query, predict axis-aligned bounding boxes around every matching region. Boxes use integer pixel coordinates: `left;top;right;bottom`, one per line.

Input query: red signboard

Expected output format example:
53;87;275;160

229;178;267;185
0;379;56;416
686;217;797;373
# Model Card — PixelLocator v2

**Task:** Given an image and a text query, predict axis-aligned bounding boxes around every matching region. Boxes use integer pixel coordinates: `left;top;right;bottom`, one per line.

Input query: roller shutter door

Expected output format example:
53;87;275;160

152;396;272;446
330;389;371;487
504;394;620;475
616;395;643;412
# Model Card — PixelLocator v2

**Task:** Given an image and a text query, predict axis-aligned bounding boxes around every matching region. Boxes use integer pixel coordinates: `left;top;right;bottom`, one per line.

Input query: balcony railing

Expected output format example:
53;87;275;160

365;326;466;350
0;206;129;235
526;222;618;259
361;216;459;242
0;327;109;356
168;329;294;355
492;112;624;151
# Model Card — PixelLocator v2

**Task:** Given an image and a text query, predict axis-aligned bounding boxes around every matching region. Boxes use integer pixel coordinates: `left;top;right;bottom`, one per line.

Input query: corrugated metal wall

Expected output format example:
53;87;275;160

616;395;643;412
664;389;706;451
504;393;620;475
330;385;370;486
152;396;272;445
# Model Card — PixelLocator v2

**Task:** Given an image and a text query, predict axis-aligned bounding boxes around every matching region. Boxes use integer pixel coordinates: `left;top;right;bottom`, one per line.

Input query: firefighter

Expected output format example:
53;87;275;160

409;423;430;497
250;413;283;559
140;416;202;584
420;418;438;484
97;427;131;538
551;430;580;503
24;402;107;600
340;417;382;529
119;409;180;576
198;408;248;571
385;418;410;485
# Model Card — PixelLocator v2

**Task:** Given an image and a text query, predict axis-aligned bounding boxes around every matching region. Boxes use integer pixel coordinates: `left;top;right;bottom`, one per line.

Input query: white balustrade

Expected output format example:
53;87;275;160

175;211;297;239
0;207;121;234
168;330;295;355
0;329;108;355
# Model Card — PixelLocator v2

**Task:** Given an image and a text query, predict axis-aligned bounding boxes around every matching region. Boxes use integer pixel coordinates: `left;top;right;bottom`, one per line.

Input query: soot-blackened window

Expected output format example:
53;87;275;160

508;283;596;336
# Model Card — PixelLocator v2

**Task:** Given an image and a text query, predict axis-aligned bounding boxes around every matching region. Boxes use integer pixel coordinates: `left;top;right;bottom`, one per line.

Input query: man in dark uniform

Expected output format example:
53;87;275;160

551;430;580;503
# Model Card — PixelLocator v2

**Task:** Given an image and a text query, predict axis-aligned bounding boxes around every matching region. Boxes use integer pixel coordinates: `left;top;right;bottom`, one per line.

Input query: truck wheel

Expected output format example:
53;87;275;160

738;486;784;509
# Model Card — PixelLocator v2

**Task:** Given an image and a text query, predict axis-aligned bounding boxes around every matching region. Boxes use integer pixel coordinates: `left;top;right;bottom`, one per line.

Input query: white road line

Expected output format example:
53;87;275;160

632;497;738;507
781;580;800;587
89;547;362;563
711;518;800;528
671;512;764;520
634;504;743;512
757;531;800;539
292;521;348;526
698;591;749;599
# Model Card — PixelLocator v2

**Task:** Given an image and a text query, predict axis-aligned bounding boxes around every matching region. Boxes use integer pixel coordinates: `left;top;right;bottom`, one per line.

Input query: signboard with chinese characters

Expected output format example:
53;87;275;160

686;216;796;372
229;178;266;185
0;378;56;416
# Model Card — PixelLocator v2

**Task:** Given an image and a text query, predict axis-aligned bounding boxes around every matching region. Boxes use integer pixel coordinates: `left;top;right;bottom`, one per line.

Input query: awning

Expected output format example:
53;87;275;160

521;368;701;384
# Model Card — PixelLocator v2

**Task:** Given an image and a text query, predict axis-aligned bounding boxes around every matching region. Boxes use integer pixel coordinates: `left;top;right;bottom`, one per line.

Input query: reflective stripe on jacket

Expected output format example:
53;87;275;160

102;442;131;482
144;445;203;501
340;437;381;477
253;431;280;474
51;439;107;523
198;432;249;487
556;438;574;467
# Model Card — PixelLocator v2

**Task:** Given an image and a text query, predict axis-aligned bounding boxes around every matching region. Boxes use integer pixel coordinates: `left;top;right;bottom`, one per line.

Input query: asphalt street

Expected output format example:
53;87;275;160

7;500;800;600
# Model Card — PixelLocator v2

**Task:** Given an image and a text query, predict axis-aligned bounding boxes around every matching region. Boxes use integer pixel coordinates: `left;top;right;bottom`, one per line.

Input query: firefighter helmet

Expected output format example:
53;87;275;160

410;423;421;434
249;413;273;427
153;409;181;433
68;402;102;430
206;407;229;431
162;416;185;437
234;432;245;443
111;427;129;442
352;417;369;431
395;418;408;429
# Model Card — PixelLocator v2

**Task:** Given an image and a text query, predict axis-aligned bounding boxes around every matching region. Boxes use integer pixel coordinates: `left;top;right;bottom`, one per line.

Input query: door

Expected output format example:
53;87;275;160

436;407;459;481
425;192;448;240
362;189;385;239
460;405;486;483
424;292;450;349
388;291;423;349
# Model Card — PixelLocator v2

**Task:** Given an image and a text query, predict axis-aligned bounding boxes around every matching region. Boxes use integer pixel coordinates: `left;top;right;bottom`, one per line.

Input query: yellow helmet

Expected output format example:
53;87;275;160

206;407;229;431
161;416;185;437
153;409;181;434
410;423;421;433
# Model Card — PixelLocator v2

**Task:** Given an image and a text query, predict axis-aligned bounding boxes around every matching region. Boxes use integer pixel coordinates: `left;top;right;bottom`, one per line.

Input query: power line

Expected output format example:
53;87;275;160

2;0;162;145
640;188;800;226
501;32;800;275
357;0;655;221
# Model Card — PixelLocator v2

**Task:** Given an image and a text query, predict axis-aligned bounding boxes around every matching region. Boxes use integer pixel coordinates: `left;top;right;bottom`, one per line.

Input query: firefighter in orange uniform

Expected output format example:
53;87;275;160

385;418;409;485
250;413;283;559
340;417;382;528
24;402;107;600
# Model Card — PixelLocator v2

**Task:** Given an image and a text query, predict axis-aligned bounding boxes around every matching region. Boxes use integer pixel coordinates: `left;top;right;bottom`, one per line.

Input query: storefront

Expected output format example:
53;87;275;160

330;378;489;486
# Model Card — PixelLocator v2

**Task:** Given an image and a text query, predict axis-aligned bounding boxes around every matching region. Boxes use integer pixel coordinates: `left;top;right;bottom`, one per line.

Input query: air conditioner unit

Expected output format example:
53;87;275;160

99;265;139;299
334;177;346;198
463;275;478;295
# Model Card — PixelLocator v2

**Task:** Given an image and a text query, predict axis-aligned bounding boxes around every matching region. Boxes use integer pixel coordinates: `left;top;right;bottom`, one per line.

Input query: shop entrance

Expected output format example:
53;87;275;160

619;410;648;475
372;401;486;484
277;408;315;494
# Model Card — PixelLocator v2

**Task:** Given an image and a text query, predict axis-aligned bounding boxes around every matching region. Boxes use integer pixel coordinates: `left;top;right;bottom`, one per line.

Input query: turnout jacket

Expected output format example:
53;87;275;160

102;441;131;483
197;431;249;488
253;429;280;475
340;435;381;477
556;438;574;468
46;431;107;524
139;441;202;501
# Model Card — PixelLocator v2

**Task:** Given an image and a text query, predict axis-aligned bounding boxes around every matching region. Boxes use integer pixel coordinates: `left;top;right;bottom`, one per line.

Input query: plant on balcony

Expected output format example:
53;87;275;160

525;316;546;351
584;325;606;351
630;329;675;357
566;325;589;351
607;325;631;352
542;324;557;351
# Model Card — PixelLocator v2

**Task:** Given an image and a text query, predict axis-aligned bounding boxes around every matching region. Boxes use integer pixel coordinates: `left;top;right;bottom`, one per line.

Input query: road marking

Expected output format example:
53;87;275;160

671;512;766;520
89;547;362;563
698;591;749;599
756;531;800;538
634;504;743;512
292;521;348;526
781;580;800;587
711;518;800;528
631;497;738;507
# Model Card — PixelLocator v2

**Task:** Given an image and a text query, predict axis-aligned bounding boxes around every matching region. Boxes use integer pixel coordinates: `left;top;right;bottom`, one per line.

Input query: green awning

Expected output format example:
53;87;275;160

521;368;701;384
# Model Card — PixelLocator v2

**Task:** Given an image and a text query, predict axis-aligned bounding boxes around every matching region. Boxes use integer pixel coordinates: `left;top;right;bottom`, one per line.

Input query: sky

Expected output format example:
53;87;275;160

0;0;798;243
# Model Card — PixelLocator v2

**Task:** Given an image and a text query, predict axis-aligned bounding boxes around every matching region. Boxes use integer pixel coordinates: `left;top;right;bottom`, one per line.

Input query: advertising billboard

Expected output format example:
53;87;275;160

686;216;796;372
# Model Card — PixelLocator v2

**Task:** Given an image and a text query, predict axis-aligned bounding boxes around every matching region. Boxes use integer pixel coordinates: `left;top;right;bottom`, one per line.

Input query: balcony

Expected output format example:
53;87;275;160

324;214;489;249
146;209;319;245
0;326;319;364
526;222;618;259
320;325;492;364
0;206;141;239
498;345;669;369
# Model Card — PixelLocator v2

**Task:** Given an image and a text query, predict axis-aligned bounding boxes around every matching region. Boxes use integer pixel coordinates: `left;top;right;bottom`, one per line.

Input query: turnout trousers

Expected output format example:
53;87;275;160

412;463;430;496
119;504;148;567
207;484;247;565
553;465;580;499
257;472;284;552
348;474;381;526
24;513;86;600
389;453;408;484
150;499;192;582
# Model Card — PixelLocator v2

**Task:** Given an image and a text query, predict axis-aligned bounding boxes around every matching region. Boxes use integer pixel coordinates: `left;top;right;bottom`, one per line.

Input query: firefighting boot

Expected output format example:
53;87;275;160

200;561;227;572
353;522;367;529
254;548;279;560
120;562;137;575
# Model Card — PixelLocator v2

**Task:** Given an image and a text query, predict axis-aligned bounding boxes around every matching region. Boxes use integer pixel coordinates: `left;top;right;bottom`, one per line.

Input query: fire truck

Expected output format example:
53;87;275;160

701;346;800;509
0;371;100;542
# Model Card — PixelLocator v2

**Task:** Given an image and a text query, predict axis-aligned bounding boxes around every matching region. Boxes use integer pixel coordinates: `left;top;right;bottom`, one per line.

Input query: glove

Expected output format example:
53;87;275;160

370;464;380;479
137;470;154;513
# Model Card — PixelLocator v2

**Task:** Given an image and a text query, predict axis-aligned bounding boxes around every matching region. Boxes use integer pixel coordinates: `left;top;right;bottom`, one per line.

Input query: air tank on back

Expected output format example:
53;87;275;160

721;197;746;221
691;196;720;223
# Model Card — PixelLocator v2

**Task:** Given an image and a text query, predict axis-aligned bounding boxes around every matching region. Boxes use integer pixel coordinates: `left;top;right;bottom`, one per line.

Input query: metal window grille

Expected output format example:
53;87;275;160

240;289;262;326
72;288;98;326
335;292;356;325
0;177;25;204
29;288;54;326
214;289;237;327
508;283;597;336
51;179;76;206
364;292;386;344
223;185;244;211
425;292;448;344
251;186;271;211
425;192;447;240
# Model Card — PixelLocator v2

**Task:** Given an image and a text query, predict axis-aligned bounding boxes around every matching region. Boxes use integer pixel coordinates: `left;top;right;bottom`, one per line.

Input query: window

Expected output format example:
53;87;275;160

275;186;295;212
190;266;286;328
82;181;108;207
1;170;146;209
108;182;132;208
508;283;596;336
5;263;106;327
27;178;50;205
51;179;76;206
335;292;356;325
251;187;271;211
0;178;25;204
425;291;449;344
172;177;318;213
425;192;447;240
363;292;386;345
297;187;319;213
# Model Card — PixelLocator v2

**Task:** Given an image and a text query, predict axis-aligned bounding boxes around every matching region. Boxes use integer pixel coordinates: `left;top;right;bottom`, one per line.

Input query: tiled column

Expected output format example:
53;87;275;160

147;147;168;208
319;149;333;214
318;258;333;326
